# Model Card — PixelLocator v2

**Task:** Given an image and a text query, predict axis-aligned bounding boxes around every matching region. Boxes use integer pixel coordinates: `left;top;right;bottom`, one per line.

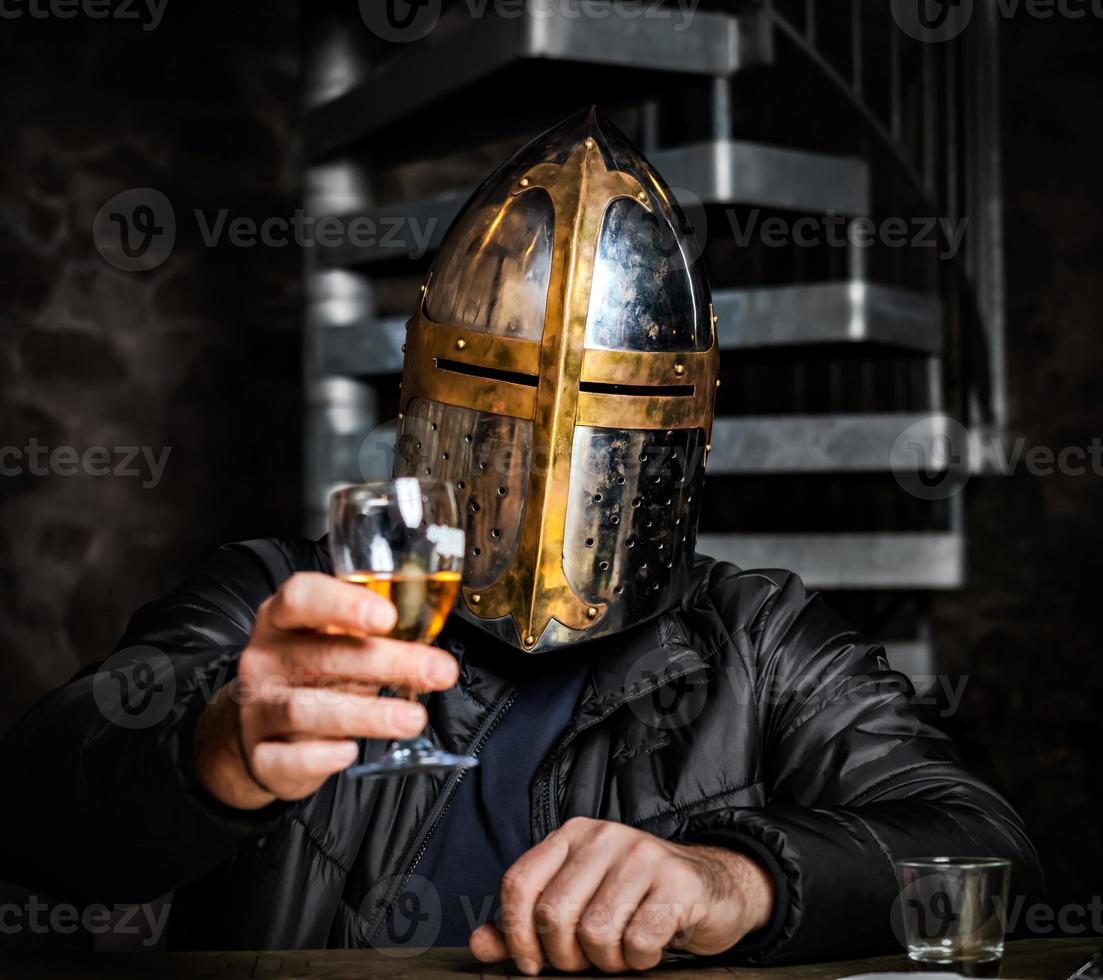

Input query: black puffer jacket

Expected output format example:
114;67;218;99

0;538;1042;961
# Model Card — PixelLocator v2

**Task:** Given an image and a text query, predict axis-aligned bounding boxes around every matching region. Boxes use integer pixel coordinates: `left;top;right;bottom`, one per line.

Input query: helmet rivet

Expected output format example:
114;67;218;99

587;607;598;619
523;634;536;647
716;378;721;388
519;177;530;188
637;190;647;203
456;338;467;350
398;412;404;421
420;283;427;293
471;594;481;605
673;363;686;376
706;443;712;453
584;138;595;149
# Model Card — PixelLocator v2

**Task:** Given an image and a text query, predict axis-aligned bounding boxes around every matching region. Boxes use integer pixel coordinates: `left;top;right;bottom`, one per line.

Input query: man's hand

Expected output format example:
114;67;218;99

193;572;460;810
469;817;775;975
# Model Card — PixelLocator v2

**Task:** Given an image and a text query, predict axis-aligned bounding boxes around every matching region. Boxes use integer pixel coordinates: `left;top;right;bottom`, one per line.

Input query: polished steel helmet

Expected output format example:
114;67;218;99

395;108;719;653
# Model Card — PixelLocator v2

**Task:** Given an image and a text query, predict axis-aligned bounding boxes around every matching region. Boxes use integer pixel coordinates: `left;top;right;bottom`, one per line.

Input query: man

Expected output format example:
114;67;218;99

0;110;1041;973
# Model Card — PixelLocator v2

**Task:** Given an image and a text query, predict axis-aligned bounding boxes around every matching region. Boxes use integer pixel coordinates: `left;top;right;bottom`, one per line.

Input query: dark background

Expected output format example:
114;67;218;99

1;0;1101;946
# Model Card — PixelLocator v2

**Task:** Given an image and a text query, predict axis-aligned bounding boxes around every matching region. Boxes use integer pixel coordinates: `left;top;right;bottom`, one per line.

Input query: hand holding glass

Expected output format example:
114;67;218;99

329;479;478;777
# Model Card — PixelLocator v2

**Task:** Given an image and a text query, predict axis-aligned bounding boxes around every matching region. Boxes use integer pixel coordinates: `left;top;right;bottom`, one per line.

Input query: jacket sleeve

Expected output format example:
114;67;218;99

0;538;322;905
681;564;1044;964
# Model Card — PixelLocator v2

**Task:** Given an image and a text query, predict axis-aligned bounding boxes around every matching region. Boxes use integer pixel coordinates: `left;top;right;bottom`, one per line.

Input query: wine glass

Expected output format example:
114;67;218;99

328;478;478;778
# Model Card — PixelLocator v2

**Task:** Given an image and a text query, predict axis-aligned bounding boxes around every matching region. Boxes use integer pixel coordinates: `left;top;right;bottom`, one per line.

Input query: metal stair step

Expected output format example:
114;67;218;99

714;282;943;352
315;321;407;377
694;533;964;589
306;7;754;159
653;140;869;216
708;413;956;473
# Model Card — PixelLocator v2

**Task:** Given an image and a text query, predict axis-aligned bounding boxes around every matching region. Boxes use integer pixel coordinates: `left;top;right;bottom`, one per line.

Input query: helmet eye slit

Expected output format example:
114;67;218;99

578;381;694;397
434;358;538;388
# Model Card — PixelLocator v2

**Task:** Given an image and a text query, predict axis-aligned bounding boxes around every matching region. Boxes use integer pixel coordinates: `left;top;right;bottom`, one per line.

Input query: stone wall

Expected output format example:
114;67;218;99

0;1;303;951
0;5;303;738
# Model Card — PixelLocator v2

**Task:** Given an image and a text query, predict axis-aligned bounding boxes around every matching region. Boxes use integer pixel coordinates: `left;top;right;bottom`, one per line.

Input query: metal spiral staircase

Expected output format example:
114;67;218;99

300;0;1006;683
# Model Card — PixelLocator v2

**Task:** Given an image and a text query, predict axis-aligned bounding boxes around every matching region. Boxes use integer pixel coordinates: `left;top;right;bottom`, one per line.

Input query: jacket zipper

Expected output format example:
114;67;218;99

534;652;710;839
364;690;516;945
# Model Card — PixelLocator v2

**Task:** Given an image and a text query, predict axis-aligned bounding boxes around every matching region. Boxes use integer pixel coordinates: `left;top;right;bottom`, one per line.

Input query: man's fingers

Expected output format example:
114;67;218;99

622;888;685;972
250;739;359;799
534;833;623;973
499;833;571;976
273;634;459;693
577;859;655;973
263;572;397;635
468;923;510;963
256;688;427;741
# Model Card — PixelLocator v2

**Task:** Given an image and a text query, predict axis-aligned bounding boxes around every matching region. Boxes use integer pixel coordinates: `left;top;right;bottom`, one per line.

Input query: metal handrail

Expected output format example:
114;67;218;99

757;0;1003;428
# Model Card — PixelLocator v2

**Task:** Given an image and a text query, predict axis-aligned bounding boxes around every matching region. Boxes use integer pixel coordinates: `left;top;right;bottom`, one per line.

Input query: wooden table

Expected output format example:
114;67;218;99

4;939;1098;979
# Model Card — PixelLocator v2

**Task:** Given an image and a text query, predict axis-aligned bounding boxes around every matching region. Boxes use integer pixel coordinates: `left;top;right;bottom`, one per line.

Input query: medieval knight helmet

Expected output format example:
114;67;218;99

395;108;719;653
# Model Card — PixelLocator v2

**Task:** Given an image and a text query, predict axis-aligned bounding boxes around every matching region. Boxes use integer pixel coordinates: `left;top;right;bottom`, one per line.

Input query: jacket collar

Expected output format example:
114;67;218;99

443;558;716;718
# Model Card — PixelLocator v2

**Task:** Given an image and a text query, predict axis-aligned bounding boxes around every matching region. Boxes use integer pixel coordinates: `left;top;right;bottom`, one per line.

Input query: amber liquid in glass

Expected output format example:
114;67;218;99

340;571;461;643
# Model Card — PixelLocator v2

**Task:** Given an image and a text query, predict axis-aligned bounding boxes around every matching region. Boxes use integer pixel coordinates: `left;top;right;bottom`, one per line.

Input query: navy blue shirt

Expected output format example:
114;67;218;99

398;646;592;947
